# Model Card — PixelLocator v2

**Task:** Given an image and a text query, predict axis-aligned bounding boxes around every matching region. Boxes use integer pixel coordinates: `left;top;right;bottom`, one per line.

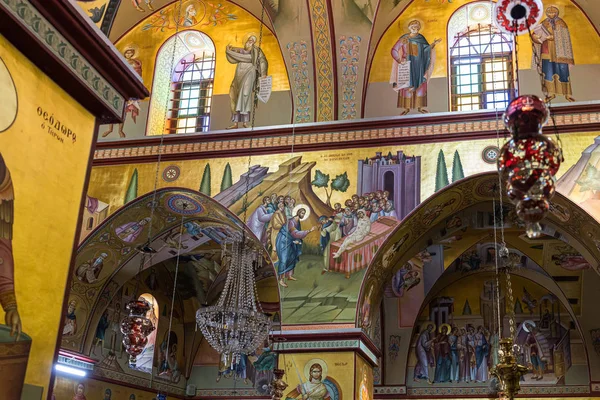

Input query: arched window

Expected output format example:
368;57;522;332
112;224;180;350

148;31;216;135
87;217;94;230
448;2;517;111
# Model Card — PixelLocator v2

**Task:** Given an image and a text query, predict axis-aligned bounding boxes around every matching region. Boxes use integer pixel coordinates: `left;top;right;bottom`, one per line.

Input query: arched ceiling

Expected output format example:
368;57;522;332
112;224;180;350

356;172;600;333
79;0;600;121
61;188;279;355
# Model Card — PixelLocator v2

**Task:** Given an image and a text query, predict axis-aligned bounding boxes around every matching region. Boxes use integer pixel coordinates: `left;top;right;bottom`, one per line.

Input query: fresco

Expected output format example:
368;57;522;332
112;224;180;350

52;375;160;400
369;0;600;85
0;36;96;398
85;130;600;326
408;273;588;387
280;352;353;400
355;354;373;400
76;0;108;26
111;0;289;97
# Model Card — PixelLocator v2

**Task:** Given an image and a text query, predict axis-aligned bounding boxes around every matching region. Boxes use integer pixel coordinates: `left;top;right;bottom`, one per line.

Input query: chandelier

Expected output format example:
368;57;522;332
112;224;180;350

497;95;562;238
121;298;155;367
195;238;271;363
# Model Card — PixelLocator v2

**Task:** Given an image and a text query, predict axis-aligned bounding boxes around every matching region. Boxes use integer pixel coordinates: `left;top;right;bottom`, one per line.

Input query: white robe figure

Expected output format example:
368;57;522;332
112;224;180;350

333;211;371;258
247;204;273;243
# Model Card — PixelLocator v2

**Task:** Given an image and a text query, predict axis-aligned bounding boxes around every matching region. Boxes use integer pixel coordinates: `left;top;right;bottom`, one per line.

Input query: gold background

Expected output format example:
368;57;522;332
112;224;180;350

0;36;95;393
114;0;290;95
53;376;158;400
369;0;600;82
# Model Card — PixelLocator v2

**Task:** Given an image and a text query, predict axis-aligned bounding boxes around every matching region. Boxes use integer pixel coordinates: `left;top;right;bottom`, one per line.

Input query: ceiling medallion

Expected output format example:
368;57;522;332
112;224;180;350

162;165;180;182
165;194;203;215
482;145;500;164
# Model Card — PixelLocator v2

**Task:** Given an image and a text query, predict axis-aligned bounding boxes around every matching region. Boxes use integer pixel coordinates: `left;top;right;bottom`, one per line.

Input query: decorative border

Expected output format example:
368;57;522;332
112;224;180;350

93;366;187;396
592;382;600;392
196;388;264;397
406;385;590;396
374;386;407;395
287;41;312;123
307;0;335;121
0;0;124;115
93;108;600;164
274;338;378;365
339;35;361;120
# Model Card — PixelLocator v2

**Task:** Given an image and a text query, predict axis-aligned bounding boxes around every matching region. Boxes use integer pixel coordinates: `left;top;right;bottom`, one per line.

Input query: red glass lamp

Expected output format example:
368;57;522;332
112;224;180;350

120;299;155;367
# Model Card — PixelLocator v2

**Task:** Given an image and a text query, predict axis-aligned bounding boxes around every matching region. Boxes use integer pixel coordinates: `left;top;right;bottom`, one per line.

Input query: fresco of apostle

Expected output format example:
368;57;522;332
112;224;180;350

226;34;268;129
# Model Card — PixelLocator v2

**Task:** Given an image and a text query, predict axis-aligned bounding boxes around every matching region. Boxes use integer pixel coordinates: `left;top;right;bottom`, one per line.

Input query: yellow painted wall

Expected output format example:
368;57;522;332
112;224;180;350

114;0;290;96
369;0;600;83
355;354;373;400
0;35;95;394
53;375;159;400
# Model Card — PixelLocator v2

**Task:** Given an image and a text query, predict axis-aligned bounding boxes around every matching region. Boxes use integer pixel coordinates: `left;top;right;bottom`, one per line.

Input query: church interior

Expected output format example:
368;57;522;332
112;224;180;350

2;0;600;399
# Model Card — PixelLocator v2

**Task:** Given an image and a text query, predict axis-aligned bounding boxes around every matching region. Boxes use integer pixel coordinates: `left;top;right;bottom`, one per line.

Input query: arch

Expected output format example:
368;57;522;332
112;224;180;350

61;187;279;356
356;172;600;333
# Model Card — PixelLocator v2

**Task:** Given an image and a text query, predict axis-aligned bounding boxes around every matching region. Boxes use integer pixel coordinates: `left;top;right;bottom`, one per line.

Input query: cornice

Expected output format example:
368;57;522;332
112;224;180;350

93;102;600;165
0;0;148;123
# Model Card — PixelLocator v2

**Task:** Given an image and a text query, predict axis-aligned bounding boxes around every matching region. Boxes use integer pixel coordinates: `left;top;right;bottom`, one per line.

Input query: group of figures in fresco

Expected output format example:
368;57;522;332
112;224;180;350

414;323;499;384
246;189;399;287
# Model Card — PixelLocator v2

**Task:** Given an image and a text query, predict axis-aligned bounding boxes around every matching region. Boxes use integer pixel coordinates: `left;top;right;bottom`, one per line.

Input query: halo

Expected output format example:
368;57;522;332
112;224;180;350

173;0;206;27
420;321;436;333
0;58;18;133
522;319;536;332
242;32;259;44
292;204;311;221
439;323;451;334
73;382;85;394
402;18;423;30
122;43;139;58
304;358;328;382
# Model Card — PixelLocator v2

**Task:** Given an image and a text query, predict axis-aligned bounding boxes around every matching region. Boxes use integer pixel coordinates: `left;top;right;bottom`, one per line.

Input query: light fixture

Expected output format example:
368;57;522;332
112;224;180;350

54;364;87;377
120;298;155;367
497;95;562;238
195;239;271;365
494;0;543;35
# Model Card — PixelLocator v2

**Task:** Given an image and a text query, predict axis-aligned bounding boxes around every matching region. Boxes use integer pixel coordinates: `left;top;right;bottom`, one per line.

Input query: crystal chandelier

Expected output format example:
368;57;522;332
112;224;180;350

121;298;155;367
497;95;562;238
195;238;271;363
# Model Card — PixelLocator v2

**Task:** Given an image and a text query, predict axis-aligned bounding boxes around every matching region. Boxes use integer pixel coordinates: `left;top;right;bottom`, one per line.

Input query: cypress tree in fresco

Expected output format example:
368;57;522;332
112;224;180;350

462;299;472;315
451;150;465;183
434;149;449;192
124;168;138;204
220;162;233;192
200;164;211;196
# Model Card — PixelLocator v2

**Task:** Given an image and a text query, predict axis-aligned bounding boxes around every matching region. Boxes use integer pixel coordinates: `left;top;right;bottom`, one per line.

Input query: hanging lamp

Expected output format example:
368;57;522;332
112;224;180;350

195;0;271;367
121;0;187;368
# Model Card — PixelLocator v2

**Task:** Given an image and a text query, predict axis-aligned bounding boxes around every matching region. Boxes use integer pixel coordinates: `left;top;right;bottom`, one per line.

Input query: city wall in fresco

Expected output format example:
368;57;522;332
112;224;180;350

84;131;600;327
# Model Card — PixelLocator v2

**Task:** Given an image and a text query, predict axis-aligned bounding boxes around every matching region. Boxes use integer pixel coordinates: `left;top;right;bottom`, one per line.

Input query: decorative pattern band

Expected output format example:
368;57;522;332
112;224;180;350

274;338;378;364
308;0;335;121
93;111;600;163
0;0;124;115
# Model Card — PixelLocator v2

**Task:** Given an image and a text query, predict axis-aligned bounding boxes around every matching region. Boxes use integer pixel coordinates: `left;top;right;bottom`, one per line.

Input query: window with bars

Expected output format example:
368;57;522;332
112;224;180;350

449;25;517;112
167;52;215;134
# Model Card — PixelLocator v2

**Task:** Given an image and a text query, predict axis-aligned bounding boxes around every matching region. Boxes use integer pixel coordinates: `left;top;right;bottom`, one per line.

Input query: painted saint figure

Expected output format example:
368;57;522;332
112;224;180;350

390;20;441;115
225;35;268;129
91;310;110;356
247;196;274;244
179;4;198;27
275;206;316;287
0;153;21;339
296;363;330;400
72;383;87;400
318;215;341;274
103;46;142;138
433;325;452;383
532;6;576;102
76;252;108;284
115;217;151;243
474;326;489;382
414;324;435;382
63;299;78;336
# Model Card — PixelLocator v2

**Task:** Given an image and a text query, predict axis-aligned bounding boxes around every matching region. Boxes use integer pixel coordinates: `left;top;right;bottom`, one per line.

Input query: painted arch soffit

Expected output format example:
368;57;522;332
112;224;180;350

64;188;278;353
356;172;600;330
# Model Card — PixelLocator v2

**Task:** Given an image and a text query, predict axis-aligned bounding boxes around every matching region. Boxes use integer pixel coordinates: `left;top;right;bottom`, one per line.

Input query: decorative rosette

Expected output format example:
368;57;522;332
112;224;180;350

494;0;543;36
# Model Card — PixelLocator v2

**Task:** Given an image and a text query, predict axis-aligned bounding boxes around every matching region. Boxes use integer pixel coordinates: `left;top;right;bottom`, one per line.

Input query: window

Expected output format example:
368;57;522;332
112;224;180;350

87;217;94;230
450;25;516;111
167;52;215;133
